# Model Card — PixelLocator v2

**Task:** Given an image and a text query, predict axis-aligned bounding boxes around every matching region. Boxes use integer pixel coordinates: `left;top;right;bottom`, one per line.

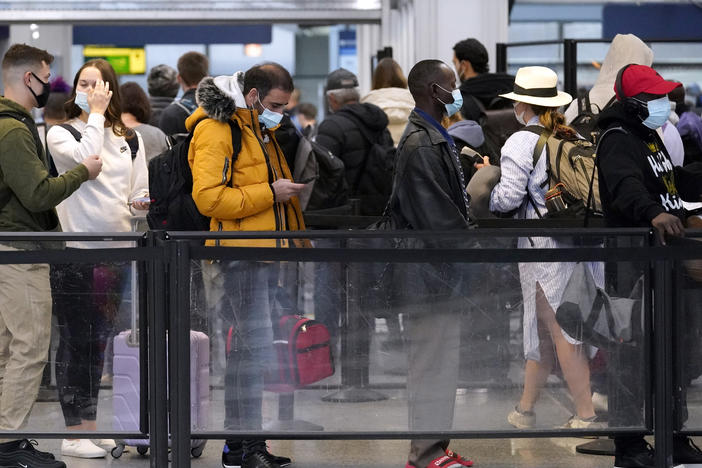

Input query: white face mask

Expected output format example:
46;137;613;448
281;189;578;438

514;102;527;125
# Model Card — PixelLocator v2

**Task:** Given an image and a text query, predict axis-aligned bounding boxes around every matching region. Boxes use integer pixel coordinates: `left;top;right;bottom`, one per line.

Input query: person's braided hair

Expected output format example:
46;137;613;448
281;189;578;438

532;105;577;139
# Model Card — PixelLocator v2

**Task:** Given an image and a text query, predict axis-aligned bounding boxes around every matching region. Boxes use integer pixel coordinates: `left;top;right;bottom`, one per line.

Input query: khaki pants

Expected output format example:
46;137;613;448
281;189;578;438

0;247;51;430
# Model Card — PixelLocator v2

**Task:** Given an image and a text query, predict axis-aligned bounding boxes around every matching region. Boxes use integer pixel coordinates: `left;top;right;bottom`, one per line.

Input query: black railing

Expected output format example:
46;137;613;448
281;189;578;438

0;228;700;468
495;38;702;98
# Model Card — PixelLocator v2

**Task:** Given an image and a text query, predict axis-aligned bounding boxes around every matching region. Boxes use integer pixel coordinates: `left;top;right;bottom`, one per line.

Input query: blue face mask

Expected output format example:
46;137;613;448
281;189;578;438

257;97;283;129
435;84;463;117
641;96;671;129
74;91;90;114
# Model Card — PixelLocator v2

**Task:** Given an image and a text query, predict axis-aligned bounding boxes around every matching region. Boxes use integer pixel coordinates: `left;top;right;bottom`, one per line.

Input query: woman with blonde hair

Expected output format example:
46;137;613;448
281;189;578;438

487;66;604;430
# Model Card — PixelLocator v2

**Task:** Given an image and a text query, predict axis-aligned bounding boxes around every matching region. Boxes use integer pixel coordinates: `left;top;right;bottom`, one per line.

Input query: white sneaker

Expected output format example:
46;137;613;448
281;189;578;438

61;439;107;458
92;439;117;451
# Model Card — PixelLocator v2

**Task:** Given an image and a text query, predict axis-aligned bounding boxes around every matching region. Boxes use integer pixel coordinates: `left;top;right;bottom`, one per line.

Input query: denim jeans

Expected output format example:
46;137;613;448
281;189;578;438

222;261;278;432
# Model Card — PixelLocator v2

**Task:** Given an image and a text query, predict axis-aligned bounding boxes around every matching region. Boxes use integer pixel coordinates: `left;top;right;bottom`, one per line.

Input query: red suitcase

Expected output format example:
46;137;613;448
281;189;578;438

226;315;334;388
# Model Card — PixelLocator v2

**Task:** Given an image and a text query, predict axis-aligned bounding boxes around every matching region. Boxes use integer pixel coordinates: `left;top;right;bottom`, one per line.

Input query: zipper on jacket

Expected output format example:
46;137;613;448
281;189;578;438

215;222;223;247
249;122;282;235
221;157;230;185
271;143;290;234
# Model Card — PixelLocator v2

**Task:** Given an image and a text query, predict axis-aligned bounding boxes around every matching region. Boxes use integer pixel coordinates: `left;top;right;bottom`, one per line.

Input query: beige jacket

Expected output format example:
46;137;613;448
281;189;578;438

361;87;415;145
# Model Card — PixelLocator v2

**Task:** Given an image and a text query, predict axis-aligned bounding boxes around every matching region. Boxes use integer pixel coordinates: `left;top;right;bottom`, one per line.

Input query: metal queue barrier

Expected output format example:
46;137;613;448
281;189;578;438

0;232;168;468
1;228;701;468
166;227;701;468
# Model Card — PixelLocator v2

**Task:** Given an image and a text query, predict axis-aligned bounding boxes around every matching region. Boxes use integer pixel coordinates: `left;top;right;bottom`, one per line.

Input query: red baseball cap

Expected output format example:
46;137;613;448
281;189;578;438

615;64;681;99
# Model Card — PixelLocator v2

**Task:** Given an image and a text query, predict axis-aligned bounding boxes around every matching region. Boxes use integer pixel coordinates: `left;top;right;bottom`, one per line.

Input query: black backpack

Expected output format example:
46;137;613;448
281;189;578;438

476;98;522;162
570;94;616;144
293;129;349;212
342;115;395;216
147;118;241;231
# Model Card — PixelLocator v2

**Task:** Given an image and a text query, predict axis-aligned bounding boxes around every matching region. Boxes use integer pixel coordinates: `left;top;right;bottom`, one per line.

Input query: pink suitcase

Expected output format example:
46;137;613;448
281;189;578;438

111;328;210;458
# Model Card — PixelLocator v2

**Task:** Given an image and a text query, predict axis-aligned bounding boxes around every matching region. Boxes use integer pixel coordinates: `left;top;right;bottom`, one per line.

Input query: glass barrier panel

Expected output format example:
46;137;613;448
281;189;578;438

0;239;145;443
188;232;651;436
676;231;702;433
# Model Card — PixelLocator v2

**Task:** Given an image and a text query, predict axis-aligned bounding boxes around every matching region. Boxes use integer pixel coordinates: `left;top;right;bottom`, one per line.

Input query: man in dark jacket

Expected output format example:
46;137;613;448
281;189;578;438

315;68;394;215
597;64;702;468
159;51;209;136
392;59;473;468
146;64;179;127
452;38;514;122
0;43;101;467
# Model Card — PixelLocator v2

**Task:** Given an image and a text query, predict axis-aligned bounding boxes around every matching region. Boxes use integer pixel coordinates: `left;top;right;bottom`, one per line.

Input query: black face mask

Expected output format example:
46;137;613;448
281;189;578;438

28;72;51;108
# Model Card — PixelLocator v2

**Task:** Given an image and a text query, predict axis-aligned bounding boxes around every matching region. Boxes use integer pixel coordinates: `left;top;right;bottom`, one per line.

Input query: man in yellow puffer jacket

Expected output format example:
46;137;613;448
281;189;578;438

189;63;304;468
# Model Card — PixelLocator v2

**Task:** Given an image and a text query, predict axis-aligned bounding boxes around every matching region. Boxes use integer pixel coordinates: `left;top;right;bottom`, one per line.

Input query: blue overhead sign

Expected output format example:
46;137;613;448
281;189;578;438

603;3;702;41
73;24;272;45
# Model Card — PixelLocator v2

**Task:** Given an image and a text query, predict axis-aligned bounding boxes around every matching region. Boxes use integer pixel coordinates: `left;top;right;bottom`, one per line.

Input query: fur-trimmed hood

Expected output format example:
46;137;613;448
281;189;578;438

194;71;247;123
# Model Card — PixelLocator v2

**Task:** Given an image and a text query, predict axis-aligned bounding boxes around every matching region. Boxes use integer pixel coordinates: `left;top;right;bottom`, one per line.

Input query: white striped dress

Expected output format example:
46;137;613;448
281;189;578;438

489;117;604;361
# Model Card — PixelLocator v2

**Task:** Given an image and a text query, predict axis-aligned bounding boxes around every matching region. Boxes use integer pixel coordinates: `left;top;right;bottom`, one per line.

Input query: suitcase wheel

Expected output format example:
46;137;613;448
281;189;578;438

137;445;149;456
111;444;125;458
191;444;204;458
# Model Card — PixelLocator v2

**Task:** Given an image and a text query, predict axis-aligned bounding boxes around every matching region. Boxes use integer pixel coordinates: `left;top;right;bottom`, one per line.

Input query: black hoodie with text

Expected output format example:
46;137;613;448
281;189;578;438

596;101;702;228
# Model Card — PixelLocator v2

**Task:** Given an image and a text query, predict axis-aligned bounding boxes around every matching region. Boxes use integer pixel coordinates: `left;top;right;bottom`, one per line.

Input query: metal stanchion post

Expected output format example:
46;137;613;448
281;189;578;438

654;257;674;468
322;235;387;403
563;39;578;99
170;240;192;468
147;231;169;467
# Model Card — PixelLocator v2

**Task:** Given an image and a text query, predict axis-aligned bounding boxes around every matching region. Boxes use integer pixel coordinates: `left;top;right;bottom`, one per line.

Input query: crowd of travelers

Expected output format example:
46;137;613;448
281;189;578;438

0;31;702;468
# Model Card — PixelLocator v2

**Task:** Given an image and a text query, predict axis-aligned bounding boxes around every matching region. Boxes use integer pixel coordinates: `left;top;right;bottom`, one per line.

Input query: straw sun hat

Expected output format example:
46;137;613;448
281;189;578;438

500;66;572;107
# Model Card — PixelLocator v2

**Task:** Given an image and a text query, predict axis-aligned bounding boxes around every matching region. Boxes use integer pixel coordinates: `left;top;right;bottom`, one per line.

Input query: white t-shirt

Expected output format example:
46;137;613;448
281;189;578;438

47;113;149;248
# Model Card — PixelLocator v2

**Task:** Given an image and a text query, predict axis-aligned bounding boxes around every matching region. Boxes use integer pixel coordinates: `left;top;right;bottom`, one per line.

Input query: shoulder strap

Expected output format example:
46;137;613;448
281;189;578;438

599;96;617;114
518;125;551;219
58;122;83;142
0;111;49;166
522;125;552;169
226;120;242;189
125;129;139;160
596;126;628;151
174;99;198;116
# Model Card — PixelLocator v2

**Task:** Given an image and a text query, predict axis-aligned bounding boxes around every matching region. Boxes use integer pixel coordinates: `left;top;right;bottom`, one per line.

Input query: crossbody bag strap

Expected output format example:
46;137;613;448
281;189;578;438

520;125;551;219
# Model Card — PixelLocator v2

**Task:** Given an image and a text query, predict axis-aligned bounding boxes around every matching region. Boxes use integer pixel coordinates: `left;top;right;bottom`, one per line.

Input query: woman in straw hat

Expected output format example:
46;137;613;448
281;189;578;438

485;66;604;430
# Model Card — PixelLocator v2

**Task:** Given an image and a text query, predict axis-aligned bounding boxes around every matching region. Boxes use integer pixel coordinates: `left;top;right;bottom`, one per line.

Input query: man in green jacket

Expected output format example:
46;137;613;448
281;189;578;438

0;43;101;468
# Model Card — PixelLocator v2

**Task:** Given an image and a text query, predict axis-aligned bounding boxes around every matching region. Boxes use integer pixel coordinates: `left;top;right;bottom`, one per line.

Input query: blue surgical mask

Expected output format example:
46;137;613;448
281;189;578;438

435;84;463;117
641;96;671;129
257;97;283;129
74;91;90;114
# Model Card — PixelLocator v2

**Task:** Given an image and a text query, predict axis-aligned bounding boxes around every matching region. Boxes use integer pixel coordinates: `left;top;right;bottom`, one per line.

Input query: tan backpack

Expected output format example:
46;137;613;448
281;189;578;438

524;126;602;222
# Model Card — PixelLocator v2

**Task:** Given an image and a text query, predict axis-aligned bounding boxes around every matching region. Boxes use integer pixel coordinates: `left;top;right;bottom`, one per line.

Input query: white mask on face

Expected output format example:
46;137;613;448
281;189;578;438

514;102;527;126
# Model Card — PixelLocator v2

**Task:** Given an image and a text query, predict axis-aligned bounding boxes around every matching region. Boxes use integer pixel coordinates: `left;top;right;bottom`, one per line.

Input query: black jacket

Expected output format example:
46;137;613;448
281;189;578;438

149;96;175;128
315;102;393;197
274;113;301;171
159;89;196;136
459;72;515;122
596;102;702;228
389;110;472;304
391;110;471;232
